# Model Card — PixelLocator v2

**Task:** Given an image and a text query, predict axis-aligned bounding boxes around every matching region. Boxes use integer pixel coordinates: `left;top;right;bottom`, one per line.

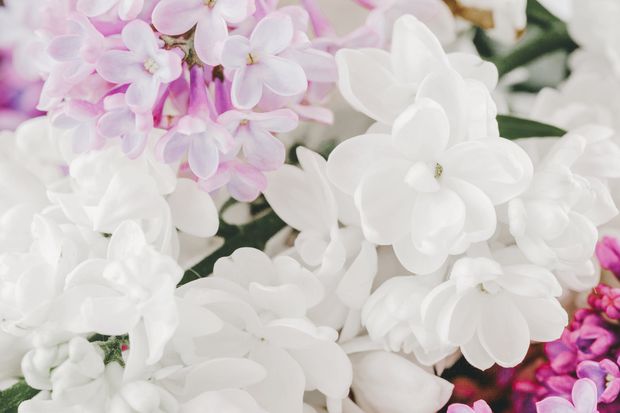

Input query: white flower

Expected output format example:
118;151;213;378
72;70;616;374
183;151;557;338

361;274;457;365
328;89;533;274
350;350;453;413
55;221;182;376
422;250;568;369
264;147;379;338
336;14;498;127
176;248;353;413
20;337;123;413
0;213;107;338
48;136;219;257
508;128;619;290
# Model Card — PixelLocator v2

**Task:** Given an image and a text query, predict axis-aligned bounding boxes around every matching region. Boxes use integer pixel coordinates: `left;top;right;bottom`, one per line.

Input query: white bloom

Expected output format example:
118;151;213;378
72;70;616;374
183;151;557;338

48;137;219;257
335;14;499;127
361;274;456;365
0;213;107;338
328;91;532;274
422;250;568;369
350;350;453;413
509;128;619;290
176;249;353;413
55;221;182;375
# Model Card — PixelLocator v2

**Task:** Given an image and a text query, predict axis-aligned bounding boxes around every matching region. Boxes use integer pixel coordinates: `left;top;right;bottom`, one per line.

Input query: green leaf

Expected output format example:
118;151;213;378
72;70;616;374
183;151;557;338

0;381;39;413
526;0;562;27
179;211;286;285
497;115;566;139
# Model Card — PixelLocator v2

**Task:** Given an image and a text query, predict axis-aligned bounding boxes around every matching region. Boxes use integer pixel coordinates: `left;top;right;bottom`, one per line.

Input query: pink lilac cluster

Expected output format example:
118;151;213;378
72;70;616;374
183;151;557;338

512;287;620;412
33;0;379;201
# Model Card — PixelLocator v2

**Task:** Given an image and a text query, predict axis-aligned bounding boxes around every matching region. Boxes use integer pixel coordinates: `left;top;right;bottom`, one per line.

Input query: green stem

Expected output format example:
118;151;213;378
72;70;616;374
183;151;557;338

492;23;576;77
179;211;286;285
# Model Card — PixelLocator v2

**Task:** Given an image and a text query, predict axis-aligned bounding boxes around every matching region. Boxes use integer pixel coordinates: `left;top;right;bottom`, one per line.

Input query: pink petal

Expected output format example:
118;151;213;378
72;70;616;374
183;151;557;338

216;0;255;23
97;108;135;138
535;396;576;413
231;66;263;109
122;20;159;57
126;76;160;111
118;0;144;20
260;56;307;97
152;0;203;35
572;379;598;413
189;135;220;179
77;0;118;17
194;13;228;66
47;35;82;61
250;109;298;132
447;405;475;413
96;50;143;84
251;13;294;55
242;127;285;171
473;400;493;413
161;132;191;163
228;164;266;202
221;35;252;69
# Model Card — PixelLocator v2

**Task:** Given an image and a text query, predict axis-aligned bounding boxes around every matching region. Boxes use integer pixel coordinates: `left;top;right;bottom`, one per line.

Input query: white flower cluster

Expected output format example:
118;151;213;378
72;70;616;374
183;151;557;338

2;2;620;413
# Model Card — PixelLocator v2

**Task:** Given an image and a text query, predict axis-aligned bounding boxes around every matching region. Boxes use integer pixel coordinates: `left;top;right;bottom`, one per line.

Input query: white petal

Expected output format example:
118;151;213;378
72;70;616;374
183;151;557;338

393;235;448;275
511;296;567;342
168;178;219;237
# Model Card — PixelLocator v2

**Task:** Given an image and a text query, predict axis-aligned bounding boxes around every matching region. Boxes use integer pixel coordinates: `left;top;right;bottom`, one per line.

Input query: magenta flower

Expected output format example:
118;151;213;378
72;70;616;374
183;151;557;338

97;93;153;158
221;12;308;109
218;109;298;171
596;236;620;279
447;400;494;413
588;284;620;320
77;0;145;20
577;359;620;404
96;20;182;111
152;0;255;65
536;378;599;413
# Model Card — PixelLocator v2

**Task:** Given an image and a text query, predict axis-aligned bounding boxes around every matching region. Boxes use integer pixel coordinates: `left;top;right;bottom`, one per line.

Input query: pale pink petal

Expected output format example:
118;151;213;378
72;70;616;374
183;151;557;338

126;76;160;111
161;132;191;163
287;47;336;83
231;66;263;109
447;404;475;413
251;109;298;132
229;164;267;202
152;0;203;35
77;0;118;17
47;35;82;62
260;56;307;97
122;20;158;56
243;127;285;171
122;132;147;158
96;51;143;84
221;35;252;69
217;0;255;23
97;109;135;138
251;13;294;55
188;135;220;179
153;50;183;83
473;400;494;413
572;379;598;413
535;397;577;413
118;0;144;20
194;13;228;66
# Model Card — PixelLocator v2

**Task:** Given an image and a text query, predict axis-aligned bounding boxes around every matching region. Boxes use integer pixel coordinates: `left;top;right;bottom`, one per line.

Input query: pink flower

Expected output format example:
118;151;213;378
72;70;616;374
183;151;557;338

536;378;599;413
577;358;620;404
157;115;234;179
447;400;494;413
77;0;145;20
588;284;620;320
152;0;255;65
218;108;298;171
97;93;153;158
96;20;182;111
200;158;267;201
221;12;308;109
596;237;620;279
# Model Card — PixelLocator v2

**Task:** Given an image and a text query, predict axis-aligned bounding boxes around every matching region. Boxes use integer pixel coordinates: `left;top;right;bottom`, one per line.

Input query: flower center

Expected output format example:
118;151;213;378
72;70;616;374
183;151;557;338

246;53;257;65
479;281;500;295
240;119;249;125
204;0;216;7
606;373;615;385
143;58;159;74
434;162;443;178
